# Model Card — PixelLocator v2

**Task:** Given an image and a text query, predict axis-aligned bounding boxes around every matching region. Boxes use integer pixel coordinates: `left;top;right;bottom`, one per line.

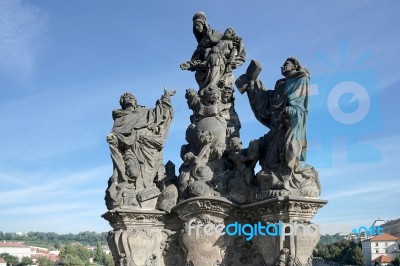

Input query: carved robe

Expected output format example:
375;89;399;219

246;70;312;189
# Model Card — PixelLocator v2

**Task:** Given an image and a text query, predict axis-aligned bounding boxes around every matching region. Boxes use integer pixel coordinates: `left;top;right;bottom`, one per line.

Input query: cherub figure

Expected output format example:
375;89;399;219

228;137;259;185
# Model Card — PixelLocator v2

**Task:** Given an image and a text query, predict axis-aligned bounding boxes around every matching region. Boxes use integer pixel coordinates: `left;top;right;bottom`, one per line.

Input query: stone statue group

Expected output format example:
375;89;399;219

105;11;321;212
103;11;326;266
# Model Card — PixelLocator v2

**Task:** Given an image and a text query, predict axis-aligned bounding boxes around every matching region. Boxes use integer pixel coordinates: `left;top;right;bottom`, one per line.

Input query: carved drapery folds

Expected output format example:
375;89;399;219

105;89;178;212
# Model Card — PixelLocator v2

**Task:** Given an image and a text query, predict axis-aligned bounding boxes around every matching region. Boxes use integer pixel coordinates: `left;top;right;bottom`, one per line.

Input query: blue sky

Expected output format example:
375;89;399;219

0;0;399;234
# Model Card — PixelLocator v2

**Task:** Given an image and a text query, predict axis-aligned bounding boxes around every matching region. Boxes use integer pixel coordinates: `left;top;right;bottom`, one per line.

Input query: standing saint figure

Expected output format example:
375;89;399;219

105;88;175;209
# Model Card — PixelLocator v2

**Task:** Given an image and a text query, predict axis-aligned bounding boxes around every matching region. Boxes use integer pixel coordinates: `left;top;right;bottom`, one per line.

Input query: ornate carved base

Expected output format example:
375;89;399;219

173;197;234;266
103;196;327;266
102;208;185;266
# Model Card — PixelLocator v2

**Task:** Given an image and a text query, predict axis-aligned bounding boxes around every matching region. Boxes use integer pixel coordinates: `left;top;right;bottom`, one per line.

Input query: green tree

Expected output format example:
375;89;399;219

36;256;54;266
0;253;19;266
93;243;106;264
62;254;84;266
313;243;329;259
392;256;400;266
328;245;341;261
104;255;114;266
60;244;91;265
344;245;364;265
19;256;33;266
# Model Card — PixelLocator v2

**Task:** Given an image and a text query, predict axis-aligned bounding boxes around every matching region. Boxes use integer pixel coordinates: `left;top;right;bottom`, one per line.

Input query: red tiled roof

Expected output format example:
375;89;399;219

372;255;393;263
31;254;59;261
48;254;59;261
371;233;399;241
0;258;6;263
0;242;28;248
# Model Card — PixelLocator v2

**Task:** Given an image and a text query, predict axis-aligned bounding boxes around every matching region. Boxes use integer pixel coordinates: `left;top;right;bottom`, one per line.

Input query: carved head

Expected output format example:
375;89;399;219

192;11;210;42
229;137;242;152
203;85;221;105
196;130;213;145
185;88;198;101
193;11;206;25
119;92;137;110
193;12;206;34
221;87;233;104
281;57;302;77
223;28;236;40
183;152;196;165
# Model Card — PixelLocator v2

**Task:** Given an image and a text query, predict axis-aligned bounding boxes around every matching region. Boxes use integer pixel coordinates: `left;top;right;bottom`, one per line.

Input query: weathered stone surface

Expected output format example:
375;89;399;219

103;196;326;265
178;12;249;205
103;209;185;266
236;58;322;201
104;89;177;211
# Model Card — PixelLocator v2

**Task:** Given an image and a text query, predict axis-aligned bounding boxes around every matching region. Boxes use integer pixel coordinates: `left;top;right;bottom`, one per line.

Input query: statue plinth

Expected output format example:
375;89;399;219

240;196;327;266
241;196;328;223
102;208;185;266
103;195;327;266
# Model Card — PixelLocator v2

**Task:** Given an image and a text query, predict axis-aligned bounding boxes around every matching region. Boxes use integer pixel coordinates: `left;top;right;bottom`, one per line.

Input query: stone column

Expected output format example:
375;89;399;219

172;197;235;266
242;196;328;266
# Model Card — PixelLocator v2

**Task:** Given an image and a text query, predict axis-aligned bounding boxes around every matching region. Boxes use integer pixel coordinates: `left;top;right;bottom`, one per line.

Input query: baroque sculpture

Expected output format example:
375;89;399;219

105;88;177;210
102;11;327;266
236;58;321;200
178;11;248;203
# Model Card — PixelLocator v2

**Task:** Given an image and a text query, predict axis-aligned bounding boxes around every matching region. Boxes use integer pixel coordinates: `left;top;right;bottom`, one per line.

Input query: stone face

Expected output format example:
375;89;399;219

103;11;327;266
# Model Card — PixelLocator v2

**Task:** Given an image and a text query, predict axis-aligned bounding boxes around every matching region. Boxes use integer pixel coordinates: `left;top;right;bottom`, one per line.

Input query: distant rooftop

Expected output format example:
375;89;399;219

372;255;393;263
0;241;29;248
372;219;385;227
370;233;399;242
382;218;400;226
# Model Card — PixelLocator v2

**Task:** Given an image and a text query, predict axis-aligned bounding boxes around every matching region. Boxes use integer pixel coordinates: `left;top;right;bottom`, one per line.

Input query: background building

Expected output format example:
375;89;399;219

381;218;400;238
0;242;31;260
362;233;399;266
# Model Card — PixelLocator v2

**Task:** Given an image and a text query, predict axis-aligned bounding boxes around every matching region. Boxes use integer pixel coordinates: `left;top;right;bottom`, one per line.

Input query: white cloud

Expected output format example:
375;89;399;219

0;165;110;205
0;0;49;78
324;181;400;200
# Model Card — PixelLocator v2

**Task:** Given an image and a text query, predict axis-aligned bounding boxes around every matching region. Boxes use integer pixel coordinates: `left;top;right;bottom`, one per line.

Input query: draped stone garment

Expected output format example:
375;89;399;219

110;96;174;189
245;69;311;187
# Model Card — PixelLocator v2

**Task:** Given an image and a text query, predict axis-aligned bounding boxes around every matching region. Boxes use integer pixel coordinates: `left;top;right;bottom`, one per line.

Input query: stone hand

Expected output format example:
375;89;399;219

107;133;118;145
180;62;190;70
164;87;177;97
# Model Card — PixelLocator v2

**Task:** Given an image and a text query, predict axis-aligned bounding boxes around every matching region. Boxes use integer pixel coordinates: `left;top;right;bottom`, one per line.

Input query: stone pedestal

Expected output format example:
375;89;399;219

241;197;327;266
103;197;327;266
102;208;185;266
173;197;234;266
